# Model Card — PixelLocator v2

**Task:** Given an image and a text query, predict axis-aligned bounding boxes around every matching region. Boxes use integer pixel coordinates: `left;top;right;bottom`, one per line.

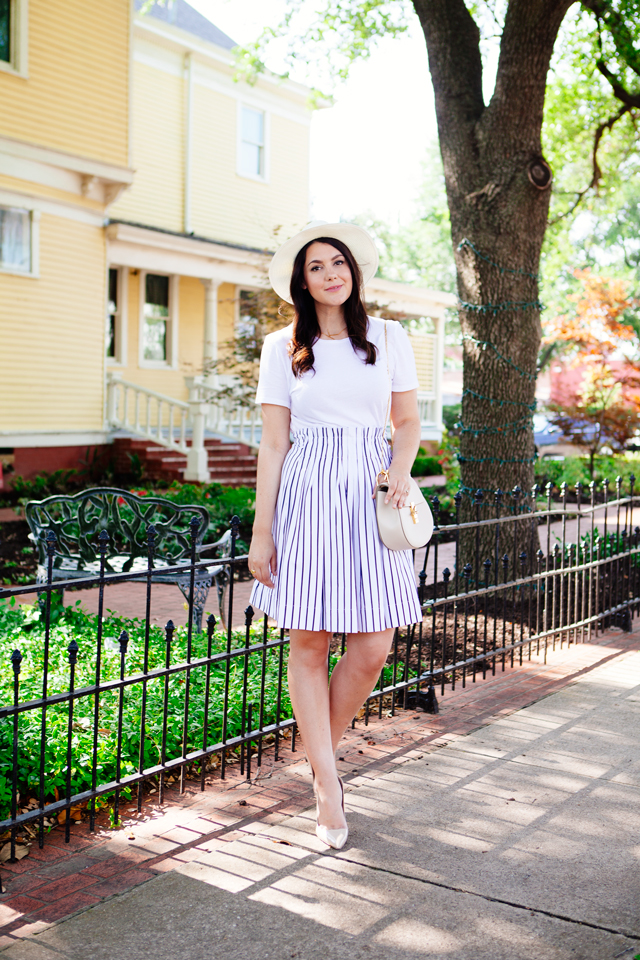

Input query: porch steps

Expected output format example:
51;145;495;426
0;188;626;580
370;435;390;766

112;436;257;487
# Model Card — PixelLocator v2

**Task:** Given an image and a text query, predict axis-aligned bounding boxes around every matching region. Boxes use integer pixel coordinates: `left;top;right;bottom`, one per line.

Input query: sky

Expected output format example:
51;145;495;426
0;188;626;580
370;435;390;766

185;0;440;226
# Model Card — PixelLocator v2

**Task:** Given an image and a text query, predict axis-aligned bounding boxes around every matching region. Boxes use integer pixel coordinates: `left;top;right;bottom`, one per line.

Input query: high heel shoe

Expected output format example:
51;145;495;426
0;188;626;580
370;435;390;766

314;774;348;851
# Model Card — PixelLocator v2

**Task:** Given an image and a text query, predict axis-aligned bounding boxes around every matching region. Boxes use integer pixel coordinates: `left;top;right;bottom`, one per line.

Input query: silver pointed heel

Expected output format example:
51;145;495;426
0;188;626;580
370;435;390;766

315;776;348;850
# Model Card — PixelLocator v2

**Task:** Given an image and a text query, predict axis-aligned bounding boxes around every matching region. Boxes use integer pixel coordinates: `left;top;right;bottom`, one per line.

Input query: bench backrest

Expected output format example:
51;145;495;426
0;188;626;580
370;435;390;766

26;487;210;572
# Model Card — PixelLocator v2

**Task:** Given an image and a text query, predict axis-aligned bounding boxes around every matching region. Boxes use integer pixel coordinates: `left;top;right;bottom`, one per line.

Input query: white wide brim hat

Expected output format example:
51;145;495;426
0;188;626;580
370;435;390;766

269;221;379;304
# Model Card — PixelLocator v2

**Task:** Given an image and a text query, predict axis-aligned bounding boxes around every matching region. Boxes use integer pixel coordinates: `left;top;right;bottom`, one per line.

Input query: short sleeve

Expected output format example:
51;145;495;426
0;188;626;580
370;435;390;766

390;322;419;392
255;331;292;408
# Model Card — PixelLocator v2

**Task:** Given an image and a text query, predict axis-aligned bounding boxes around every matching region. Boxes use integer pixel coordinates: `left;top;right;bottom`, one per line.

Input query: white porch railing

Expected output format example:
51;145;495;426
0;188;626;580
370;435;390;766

107;374;190;452
106;373;211;482
106;373;442;486
417;393;442;440
185;377;262;450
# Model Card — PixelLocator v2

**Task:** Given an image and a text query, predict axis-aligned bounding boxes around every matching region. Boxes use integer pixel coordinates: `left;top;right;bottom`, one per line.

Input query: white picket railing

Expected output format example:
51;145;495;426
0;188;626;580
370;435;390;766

185;377;262;450
106;374;190;452
417;393;438;432
106;374;212;482
106;373;442;485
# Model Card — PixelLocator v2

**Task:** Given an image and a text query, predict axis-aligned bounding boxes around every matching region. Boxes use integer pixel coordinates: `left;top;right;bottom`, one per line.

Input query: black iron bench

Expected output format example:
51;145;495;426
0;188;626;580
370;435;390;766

25;487;233;631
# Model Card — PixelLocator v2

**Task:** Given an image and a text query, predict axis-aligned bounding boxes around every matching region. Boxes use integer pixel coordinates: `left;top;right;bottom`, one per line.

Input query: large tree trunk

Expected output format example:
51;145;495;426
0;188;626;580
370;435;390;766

413;0;574;565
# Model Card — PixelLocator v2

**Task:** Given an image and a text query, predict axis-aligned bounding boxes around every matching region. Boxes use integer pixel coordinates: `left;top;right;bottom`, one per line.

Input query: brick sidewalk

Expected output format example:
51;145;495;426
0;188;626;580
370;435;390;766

1;622;639;950
15;579;257;631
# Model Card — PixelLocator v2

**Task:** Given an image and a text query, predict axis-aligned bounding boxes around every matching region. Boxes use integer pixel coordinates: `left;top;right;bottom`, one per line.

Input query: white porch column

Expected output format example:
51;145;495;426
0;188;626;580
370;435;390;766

434;312;445;433
184;401;211;483
184;375;203;402
201;278;221;386
106;370;122;425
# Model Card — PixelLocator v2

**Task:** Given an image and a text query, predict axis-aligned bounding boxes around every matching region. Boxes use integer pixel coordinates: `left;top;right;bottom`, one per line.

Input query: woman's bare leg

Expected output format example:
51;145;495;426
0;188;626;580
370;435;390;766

328;629;394;753
288;628;346;831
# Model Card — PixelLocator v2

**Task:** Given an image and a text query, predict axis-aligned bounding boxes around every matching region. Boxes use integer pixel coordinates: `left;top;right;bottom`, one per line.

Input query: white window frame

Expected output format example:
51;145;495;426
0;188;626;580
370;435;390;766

235;285;261;337
236;102;269;183
0;202;39;278
138;271;179;370
0;0;28;78
106;266;128;367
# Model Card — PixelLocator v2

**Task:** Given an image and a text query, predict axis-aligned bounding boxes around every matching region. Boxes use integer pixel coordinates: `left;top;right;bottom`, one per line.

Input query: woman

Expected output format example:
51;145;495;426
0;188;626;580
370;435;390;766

248;221;422;849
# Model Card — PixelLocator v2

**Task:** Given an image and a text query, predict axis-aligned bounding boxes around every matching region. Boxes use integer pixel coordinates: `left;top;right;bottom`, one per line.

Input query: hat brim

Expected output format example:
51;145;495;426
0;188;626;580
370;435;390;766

268;222;379;304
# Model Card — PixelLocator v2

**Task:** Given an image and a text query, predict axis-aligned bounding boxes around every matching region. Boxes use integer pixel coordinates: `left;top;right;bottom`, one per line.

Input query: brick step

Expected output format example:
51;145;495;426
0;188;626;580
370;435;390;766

115;446;256;464
112;434;257;487
208;476;256;483
206;456;257;466
116;438;253;457
208;470;257;480
208;462;257;473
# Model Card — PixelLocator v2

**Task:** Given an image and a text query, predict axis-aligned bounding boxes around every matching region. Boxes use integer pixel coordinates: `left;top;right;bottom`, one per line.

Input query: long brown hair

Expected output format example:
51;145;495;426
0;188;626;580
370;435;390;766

288;236;377;377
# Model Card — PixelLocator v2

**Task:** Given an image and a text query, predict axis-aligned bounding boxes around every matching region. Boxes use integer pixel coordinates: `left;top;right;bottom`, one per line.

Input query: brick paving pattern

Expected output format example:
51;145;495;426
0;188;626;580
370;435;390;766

1;620;639;949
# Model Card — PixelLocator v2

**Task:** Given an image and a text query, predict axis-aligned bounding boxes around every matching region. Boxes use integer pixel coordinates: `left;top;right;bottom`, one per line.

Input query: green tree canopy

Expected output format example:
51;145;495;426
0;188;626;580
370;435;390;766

239;0;640;531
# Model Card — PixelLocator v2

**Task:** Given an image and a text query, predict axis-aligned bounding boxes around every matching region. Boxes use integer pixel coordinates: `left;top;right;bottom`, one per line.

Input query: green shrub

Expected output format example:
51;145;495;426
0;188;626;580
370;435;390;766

0;595;289;819
131;482;256;546
535;455;640;494
411;449;441;477
442;403;461;434
0;596;415;819
11;469;81;502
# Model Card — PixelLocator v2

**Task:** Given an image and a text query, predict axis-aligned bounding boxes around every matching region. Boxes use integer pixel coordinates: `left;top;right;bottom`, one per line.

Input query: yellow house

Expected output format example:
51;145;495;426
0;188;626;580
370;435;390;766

0;0;133;479
0;0;452;485
105;1;313;405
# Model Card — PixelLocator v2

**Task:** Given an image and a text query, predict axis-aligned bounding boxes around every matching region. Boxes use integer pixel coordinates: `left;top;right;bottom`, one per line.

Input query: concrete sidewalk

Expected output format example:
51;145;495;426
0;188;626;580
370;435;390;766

2;640;639;959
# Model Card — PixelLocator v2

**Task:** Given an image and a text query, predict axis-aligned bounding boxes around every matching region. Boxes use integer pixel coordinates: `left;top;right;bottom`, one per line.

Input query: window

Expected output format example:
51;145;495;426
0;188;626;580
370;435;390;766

0;0;27;75
239;106;265;179
0;0;9;63
0;206;31;273
143;273;170;362
106;268;118;360
106;267;127;364
237;289;258;339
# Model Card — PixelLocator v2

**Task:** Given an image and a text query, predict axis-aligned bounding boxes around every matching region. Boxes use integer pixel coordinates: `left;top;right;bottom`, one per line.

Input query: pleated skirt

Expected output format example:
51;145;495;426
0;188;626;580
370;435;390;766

250;426;423;633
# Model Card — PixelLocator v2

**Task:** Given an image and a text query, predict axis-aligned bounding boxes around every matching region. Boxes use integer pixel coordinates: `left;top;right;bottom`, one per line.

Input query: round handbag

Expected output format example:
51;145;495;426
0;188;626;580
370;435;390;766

375;470;434;550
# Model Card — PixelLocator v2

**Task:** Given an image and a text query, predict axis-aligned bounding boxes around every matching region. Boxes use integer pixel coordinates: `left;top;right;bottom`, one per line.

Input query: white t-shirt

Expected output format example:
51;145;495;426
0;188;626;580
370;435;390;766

255;316;419;430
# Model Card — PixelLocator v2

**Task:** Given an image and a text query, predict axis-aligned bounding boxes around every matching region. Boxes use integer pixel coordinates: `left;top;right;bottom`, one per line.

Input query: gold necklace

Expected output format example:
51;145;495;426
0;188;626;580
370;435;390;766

322;326;347;340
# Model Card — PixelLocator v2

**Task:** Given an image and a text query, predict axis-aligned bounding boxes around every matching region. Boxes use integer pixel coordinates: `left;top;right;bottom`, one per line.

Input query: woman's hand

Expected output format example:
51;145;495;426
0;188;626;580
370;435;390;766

248;531;277;588
381;389;421;511
384;465;413;509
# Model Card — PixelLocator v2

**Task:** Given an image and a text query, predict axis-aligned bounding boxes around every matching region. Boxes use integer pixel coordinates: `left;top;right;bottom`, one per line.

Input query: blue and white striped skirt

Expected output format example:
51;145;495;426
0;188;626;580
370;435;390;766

250;426;423;633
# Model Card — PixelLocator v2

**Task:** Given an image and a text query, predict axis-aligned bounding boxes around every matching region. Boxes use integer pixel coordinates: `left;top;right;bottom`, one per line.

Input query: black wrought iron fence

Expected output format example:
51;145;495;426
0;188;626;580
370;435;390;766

413;478;640;702
1;476;639;872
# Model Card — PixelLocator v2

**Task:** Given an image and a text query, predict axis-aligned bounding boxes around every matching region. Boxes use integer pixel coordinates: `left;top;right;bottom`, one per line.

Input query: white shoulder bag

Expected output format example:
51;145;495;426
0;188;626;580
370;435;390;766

374;321;434;551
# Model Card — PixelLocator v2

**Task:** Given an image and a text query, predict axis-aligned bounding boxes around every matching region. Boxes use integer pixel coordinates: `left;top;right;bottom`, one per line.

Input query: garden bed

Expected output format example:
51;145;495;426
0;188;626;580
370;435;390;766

0;596;418;825
0;520;37;586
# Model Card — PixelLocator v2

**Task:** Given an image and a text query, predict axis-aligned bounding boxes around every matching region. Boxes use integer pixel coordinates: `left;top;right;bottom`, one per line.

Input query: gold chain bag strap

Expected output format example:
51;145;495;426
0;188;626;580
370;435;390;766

374;321;434;551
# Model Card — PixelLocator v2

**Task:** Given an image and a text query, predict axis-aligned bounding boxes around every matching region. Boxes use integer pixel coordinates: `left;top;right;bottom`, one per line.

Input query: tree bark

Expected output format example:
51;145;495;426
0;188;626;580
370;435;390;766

412;0;574;565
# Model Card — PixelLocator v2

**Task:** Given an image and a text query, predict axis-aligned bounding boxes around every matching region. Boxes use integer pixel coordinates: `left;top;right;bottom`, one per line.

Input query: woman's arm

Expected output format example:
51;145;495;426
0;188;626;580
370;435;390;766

248;403;291;588
386;388;421;509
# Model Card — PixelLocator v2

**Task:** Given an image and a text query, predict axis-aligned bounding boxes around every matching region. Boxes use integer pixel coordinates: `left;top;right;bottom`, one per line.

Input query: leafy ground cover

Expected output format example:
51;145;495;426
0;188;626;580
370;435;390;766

0;595;289;821
130;482;255;546
0;597;413;822
534;454;640;495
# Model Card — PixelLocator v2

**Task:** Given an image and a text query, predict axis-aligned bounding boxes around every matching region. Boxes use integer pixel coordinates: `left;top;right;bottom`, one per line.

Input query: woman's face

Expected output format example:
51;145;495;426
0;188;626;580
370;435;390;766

303;242;353;308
